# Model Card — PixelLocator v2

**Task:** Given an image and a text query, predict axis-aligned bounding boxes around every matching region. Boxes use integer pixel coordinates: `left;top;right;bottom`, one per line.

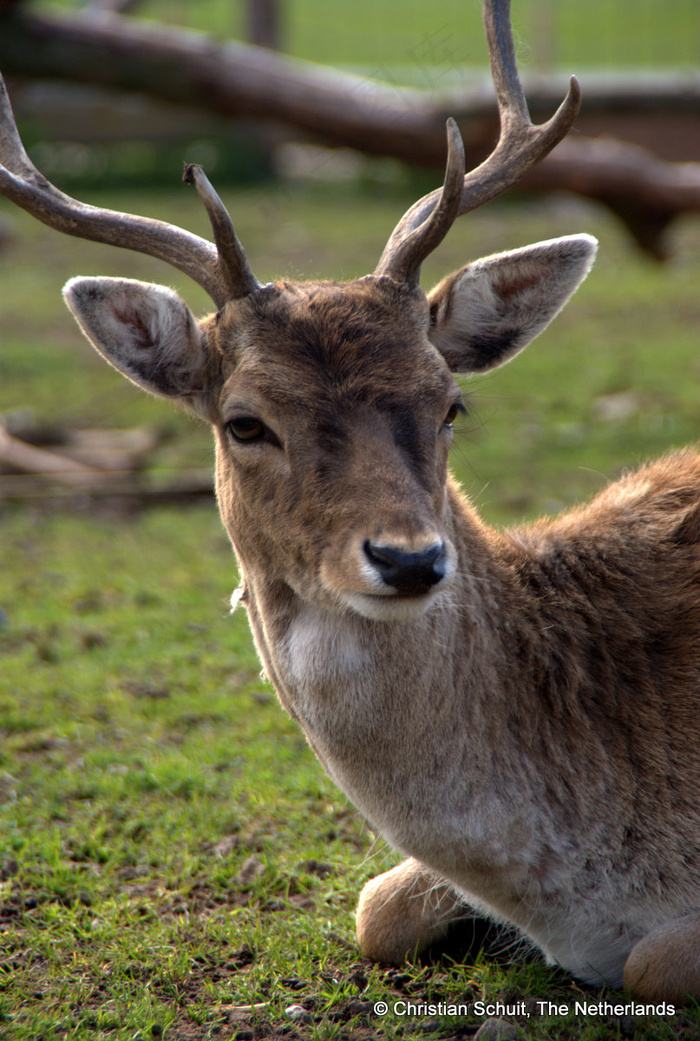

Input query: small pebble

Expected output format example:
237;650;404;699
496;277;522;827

474;1017;518;1041
284;1004;311;1024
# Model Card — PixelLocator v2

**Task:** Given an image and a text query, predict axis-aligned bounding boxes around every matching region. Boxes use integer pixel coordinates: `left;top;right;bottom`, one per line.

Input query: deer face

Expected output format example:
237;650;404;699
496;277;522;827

63;234;596;622
211;277;461;620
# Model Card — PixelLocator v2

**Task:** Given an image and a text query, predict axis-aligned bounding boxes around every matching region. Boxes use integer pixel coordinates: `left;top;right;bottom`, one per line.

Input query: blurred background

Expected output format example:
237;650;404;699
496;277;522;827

1;8;700;1036
2;0;700;185
0;0;699;520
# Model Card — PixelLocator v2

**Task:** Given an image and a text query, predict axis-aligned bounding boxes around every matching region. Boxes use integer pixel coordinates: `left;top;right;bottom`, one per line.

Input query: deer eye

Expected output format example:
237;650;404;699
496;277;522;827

226;417;265;443
443;403;463;428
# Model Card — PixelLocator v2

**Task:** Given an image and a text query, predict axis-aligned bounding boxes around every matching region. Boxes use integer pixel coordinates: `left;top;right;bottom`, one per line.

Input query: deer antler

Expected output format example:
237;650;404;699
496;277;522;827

181;163;261;301
374;0;582;284
0;76;260;307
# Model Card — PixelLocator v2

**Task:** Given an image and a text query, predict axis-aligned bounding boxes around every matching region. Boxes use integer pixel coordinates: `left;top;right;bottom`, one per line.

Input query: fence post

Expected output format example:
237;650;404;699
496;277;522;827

248;0;283;51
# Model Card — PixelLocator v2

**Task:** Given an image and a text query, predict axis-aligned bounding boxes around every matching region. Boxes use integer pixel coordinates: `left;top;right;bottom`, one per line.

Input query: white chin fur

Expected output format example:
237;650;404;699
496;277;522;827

342;590;440;622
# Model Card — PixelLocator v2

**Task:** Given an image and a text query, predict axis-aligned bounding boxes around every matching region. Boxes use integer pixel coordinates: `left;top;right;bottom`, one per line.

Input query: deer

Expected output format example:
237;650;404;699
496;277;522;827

2;0;699;1005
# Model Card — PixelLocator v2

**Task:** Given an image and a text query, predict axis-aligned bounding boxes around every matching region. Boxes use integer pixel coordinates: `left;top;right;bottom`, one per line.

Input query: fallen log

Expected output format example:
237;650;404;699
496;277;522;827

0;419;215;506
0;468;215;506
1;7;700;257
521;137;700;260
0;424;106;487
3;8;700;163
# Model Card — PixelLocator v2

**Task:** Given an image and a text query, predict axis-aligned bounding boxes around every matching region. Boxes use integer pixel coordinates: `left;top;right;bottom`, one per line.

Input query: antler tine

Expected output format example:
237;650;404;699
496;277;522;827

374;0;582;285
374;118;465;283
0;74;258;308
183;165;261;299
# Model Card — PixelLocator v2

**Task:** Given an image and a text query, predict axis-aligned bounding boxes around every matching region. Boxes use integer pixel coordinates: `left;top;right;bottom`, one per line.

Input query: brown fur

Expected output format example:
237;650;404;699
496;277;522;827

61;237;700;1002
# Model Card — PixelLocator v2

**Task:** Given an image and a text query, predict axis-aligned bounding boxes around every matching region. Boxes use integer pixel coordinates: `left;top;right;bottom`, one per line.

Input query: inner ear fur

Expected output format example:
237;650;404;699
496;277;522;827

427;234;597;374
63;276;210;404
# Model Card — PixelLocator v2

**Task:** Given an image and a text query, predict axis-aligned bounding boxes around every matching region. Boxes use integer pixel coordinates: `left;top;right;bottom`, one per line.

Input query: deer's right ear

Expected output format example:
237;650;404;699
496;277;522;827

63;277;209;402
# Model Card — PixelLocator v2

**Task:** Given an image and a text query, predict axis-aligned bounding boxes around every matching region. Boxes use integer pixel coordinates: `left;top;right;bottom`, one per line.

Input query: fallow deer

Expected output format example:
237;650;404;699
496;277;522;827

2;0;699;1004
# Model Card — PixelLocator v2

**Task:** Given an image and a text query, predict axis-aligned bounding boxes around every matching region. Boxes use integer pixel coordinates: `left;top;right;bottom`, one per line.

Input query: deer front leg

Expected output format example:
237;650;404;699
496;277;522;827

356;857;467;964
623;910;700;1003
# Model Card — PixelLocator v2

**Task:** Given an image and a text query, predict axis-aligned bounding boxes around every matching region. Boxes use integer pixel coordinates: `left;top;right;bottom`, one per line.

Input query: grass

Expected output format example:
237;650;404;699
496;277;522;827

33;0;700;73
2;181;700;1040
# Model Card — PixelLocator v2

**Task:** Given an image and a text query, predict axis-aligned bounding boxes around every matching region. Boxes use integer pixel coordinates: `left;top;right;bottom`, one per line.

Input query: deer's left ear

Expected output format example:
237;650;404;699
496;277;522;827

427;234;597;374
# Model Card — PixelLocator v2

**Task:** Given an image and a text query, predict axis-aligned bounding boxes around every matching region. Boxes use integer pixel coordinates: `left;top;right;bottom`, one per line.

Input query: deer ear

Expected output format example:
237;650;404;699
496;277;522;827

63;277;209;401
427;234;597;374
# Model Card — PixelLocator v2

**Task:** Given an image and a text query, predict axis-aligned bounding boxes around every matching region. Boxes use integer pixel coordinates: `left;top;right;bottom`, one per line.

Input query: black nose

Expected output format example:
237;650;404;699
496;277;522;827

364;540;448;596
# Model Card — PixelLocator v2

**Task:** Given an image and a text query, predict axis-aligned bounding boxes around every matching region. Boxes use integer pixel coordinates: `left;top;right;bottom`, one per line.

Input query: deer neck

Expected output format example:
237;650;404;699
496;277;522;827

233;485;525;846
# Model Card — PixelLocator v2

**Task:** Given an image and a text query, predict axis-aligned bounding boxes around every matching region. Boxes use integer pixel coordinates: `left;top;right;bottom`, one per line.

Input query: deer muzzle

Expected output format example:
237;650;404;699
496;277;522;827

363;539;449;596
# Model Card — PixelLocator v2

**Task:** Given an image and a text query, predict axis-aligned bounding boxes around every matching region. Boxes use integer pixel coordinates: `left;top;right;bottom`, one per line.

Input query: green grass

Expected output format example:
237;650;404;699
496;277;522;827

2;184;700;1039
33;0;700;73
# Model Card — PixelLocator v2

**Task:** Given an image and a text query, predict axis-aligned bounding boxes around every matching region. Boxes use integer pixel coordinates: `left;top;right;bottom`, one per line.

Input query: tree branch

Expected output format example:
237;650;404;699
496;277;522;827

1;7;699;258
87;1;148;14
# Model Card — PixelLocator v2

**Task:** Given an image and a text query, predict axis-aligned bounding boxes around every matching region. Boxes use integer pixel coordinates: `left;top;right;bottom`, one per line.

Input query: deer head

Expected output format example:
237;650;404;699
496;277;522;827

0;0;596;623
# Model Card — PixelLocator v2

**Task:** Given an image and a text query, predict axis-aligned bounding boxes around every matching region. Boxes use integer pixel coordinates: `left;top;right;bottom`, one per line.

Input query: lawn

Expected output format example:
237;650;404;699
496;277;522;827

33;0;700;73
1;176;700;1041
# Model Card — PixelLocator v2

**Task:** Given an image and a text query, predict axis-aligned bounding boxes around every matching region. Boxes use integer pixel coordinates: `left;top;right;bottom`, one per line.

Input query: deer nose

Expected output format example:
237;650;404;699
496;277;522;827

363;540;448;596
